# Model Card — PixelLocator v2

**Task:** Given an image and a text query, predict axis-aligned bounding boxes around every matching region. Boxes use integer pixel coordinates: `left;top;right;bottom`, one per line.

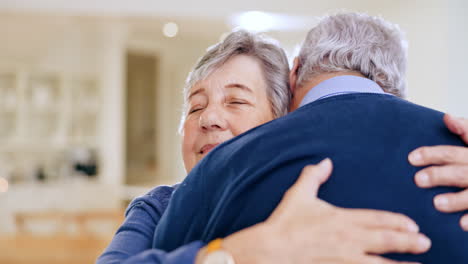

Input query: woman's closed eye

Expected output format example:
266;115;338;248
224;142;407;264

227;99;250;106
189;106;204;114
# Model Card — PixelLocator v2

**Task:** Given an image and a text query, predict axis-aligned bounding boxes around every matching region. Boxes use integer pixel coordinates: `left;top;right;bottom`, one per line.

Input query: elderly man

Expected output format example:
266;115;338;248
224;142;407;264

153;13;468;264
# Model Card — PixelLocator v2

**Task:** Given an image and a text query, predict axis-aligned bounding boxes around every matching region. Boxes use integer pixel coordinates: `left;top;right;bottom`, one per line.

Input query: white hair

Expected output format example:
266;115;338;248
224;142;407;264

297;13;408;97
179;30;291;132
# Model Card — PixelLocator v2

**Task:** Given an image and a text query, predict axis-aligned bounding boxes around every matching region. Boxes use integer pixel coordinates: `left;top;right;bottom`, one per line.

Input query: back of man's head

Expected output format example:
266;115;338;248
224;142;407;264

296;13;407;97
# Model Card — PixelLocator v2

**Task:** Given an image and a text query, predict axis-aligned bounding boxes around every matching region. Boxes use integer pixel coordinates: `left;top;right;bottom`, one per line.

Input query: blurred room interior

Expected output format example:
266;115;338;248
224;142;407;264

0;0;467;263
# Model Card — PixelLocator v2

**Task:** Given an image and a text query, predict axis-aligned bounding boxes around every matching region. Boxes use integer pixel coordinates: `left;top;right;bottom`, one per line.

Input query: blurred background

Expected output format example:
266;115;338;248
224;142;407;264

0;0;467;263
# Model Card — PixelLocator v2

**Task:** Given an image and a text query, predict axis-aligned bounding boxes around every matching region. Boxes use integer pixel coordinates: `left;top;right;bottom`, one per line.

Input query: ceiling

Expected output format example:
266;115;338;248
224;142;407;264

0;0;405;18
0;0;419;43
0;0;460;60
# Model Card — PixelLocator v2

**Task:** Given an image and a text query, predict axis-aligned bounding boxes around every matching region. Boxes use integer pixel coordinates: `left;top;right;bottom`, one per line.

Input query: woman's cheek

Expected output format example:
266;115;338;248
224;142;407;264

231;117;251;136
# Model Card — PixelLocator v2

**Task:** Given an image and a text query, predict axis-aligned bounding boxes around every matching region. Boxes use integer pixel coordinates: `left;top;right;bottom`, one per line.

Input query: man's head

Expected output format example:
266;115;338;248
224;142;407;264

290;13;408;110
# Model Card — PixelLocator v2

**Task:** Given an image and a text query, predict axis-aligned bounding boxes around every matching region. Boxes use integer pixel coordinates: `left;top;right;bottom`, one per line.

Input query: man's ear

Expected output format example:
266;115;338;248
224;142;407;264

289;57;300;93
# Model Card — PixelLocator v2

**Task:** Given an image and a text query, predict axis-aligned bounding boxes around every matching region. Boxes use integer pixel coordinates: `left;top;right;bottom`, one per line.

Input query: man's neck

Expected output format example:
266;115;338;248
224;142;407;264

290;71;365;111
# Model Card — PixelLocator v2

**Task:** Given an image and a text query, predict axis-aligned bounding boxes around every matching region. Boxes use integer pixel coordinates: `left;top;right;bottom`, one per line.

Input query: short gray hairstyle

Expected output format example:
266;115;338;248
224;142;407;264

297;13;408;97
180;30;291;130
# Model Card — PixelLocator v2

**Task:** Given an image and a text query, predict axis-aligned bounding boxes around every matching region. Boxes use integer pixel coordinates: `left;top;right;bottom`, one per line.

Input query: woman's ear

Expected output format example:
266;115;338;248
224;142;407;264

289;57;300;93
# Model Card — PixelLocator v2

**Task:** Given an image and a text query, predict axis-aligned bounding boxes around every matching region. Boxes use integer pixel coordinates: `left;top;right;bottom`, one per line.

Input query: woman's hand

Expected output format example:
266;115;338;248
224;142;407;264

409;114;468;231
199;159;430;264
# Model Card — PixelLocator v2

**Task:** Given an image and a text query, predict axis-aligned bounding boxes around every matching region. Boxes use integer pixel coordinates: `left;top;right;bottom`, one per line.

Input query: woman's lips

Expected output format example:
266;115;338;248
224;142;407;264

200;143;219;155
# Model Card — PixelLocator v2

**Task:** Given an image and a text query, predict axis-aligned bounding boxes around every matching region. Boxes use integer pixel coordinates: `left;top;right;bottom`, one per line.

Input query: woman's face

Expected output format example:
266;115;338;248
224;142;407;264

182;55;274;172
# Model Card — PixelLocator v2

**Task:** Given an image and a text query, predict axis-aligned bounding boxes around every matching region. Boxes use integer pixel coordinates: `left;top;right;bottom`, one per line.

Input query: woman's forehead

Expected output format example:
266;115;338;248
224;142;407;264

188;82;254;99
189;56;266;95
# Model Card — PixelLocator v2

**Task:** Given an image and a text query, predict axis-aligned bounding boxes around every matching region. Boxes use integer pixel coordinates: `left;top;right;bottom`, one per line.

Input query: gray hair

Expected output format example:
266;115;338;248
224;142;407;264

297;13;408;97
180;30;291;131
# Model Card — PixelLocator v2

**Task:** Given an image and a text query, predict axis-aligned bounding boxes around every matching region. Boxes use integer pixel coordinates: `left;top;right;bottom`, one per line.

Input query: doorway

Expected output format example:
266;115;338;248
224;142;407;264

125;53;158;185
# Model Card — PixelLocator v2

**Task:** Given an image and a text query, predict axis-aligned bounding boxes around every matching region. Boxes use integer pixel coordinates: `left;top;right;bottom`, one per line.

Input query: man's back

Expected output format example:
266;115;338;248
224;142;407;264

154;93;467;262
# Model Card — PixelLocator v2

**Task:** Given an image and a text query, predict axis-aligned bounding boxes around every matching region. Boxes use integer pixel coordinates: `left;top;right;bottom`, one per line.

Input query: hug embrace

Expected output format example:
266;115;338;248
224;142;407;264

99;13;468;264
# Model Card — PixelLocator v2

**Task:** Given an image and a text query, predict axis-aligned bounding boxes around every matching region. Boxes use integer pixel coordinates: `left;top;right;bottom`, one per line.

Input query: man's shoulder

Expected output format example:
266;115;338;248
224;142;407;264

290;93;446;128
298;93;441;115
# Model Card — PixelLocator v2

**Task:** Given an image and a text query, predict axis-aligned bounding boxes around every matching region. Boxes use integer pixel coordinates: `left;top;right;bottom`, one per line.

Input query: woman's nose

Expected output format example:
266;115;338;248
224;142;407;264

199;106;228;131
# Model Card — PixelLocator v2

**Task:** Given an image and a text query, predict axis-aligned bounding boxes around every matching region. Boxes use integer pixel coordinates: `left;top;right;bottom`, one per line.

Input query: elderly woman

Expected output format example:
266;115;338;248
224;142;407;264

98;25;468;264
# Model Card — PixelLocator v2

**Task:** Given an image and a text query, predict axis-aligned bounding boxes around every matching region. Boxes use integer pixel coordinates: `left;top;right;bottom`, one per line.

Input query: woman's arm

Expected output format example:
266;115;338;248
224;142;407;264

97;185;206;264
99;161;430;264
99;160;429;264
116;241;204;264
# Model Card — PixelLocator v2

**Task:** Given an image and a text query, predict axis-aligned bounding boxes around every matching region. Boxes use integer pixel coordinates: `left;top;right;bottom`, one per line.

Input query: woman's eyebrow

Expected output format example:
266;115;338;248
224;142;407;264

225;83;253;94
188;88;205;100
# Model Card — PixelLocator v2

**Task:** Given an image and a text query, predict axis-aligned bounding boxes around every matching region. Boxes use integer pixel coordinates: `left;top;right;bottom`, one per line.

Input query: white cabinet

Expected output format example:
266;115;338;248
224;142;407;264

26;74;62;140
70;78;101;145
0;70;101;183
0;73;18;139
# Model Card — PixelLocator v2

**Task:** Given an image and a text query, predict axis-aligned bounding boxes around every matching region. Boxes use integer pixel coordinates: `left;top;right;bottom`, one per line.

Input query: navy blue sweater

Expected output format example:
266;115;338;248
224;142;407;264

154;94;468;263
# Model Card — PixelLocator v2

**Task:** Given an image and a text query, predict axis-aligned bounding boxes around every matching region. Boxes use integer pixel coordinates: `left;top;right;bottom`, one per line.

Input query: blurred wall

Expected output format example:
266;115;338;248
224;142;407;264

447;0;468;118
